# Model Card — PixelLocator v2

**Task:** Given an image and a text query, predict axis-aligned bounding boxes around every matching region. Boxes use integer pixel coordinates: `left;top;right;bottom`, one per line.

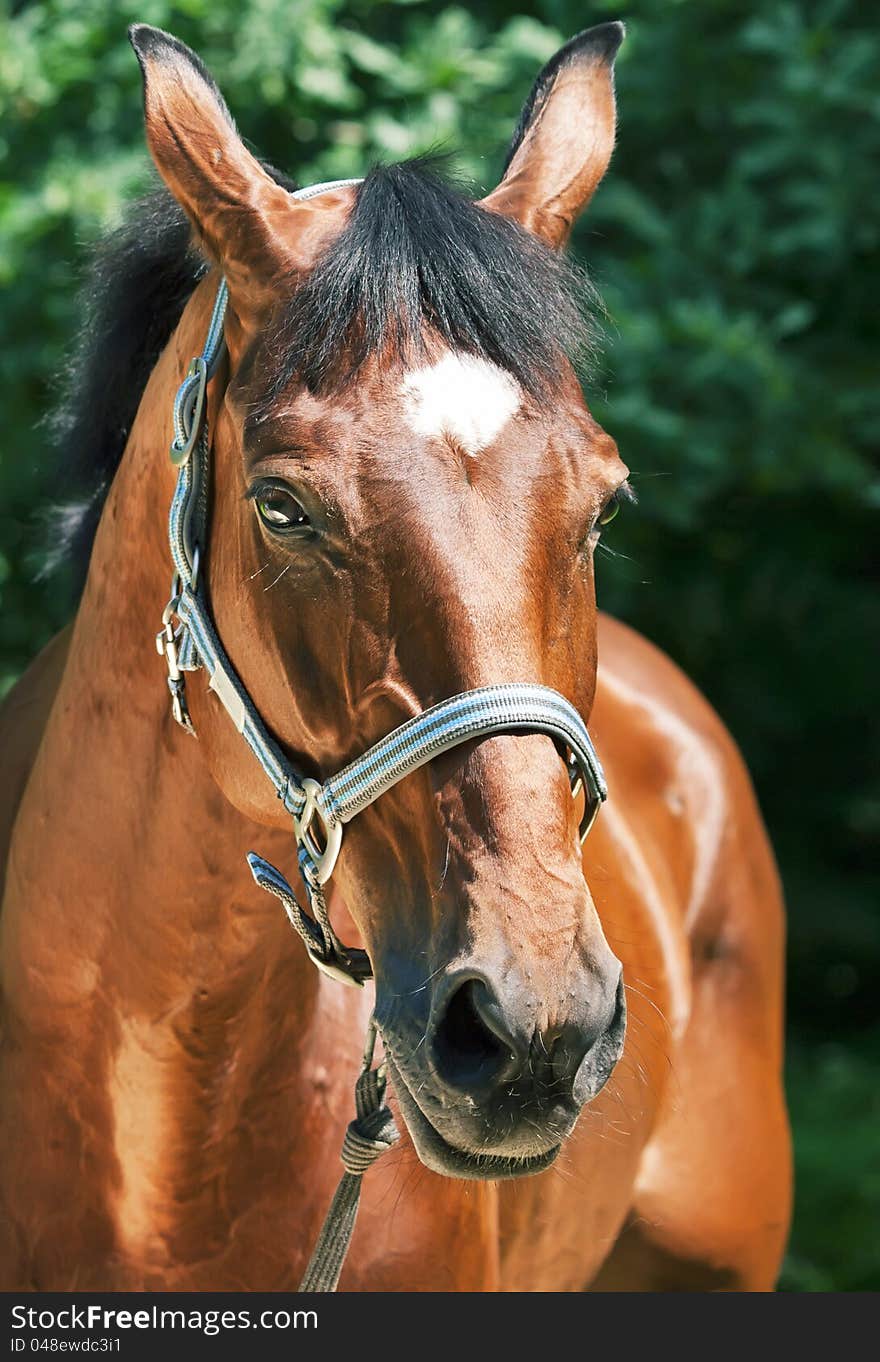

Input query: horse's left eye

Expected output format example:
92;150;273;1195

253;486;311;534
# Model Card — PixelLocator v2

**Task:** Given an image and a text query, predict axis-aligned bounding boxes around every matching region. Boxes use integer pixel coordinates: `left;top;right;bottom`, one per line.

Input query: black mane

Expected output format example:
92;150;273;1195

47;183;203;582
50;158;593;585
263;157;593;403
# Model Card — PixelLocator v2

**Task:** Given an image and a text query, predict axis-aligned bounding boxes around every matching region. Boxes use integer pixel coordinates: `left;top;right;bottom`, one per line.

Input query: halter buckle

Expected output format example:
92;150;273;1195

294;778;343;886
156;586;196;736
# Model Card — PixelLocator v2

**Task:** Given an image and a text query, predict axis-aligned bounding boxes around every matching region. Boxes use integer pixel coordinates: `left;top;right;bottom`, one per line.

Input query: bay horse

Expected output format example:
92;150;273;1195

0;21;791;1290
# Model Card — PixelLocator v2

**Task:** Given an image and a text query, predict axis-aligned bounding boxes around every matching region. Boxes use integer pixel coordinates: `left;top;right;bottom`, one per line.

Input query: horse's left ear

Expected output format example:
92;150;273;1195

480;21;624;250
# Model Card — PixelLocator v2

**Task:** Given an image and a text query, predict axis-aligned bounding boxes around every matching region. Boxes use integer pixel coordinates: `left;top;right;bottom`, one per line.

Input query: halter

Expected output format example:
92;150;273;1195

156;177;608;990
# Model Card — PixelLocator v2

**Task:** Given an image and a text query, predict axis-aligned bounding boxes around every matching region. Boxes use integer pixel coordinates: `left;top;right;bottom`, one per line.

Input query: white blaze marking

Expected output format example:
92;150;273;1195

400;352;520;456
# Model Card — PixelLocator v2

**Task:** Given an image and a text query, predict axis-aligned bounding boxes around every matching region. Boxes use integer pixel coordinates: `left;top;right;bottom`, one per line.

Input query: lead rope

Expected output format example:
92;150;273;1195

247;851;372;986
299;1019;400;1292
248;858;396;1288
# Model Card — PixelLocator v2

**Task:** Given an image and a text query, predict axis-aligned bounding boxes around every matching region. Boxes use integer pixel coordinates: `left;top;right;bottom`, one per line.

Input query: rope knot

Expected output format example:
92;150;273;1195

298;1023;400;1292
340;1068;400;1174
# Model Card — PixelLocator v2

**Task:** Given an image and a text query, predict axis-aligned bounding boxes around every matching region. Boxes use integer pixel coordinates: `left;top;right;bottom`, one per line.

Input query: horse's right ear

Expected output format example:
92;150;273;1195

128;25;354;333
480;22;624;250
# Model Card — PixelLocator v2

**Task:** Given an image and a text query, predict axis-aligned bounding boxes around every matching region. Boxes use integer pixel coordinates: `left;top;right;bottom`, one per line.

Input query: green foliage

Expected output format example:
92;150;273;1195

0;0;877;1289
781;1033;880;1292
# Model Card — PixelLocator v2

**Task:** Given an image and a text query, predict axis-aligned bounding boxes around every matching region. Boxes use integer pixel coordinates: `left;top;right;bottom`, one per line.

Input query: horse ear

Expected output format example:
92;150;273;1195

479;22;624;250
128;25;352;331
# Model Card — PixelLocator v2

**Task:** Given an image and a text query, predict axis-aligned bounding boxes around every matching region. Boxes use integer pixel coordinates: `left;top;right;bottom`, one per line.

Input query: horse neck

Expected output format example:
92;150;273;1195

6;275;318;1047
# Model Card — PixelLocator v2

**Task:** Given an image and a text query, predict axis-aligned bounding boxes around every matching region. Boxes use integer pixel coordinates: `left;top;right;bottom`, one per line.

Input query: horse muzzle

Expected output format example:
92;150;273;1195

378;963;626;1180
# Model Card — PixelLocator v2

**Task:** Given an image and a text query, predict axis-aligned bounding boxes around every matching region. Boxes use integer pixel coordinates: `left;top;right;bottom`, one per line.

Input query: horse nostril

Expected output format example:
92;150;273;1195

432;978;520;1094
612;971;626;1033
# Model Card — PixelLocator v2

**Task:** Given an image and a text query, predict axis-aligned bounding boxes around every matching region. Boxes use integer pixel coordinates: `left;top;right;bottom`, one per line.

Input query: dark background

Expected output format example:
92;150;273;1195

0;0;876;1289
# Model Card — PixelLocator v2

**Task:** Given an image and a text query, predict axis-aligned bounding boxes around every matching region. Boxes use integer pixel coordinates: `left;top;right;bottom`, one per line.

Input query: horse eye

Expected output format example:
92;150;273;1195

254;486;310;534
597;497;620;528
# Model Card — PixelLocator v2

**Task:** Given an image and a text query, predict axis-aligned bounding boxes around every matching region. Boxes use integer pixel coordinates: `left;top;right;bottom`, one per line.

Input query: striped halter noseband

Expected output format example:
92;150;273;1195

156;178;608;991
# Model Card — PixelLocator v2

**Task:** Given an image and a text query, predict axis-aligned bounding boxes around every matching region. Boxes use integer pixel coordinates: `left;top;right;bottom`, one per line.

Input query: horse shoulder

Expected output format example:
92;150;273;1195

594;611;785;990
589;614;790;1289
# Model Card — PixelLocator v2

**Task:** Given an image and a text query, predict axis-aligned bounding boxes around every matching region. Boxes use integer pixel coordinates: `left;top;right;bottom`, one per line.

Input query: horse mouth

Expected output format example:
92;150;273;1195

384;1054;562;1182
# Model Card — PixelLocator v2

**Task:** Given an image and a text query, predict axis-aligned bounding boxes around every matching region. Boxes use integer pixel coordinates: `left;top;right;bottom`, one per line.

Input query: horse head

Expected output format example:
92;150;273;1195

132;21;629;1178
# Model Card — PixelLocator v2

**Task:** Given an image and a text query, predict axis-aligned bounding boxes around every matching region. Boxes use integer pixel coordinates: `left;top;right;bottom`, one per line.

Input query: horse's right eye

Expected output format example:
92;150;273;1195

597;498;621;527
252;485;311;535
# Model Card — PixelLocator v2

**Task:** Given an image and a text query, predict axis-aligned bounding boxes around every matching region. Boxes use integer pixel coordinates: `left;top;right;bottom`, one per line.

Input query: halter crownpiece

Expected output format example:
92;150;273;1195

156;177;608;990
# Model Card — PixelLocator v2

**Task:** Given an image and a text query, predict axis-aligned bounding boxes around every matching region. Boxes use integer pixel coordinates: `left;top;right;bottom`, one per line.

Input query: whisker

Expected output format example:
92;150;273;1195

263;563;291;592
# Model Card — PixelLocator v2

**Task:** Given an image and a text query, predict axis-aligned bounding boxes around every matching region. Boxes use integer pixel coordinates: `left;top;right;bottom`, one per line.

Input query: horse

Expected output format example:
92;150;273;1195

0;21;791;1291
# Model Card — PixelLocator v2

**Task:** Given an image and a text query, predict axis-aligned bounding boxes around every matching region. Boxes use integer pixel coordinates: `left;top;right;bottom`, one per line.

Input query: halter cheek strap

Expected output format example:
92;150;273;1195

156;179;608;989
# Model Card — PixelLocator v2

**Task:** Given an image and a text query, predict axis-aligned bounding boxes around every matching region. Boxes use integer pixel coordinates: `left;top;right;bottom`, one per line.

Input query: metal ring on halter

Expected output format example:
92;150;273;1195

310;951;368;988
580;793;602;845
568;757;602;843
294;778;344;886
